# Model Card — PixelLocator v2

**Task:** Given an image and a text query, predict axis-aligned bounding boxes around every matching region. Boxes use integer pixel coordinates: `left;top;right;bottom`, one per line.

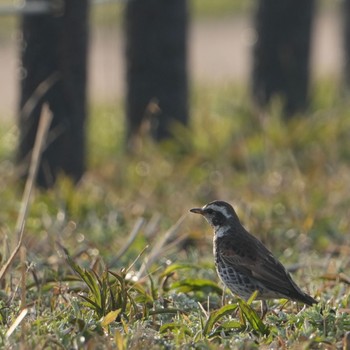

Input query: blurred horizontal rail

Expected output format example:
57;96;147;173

0;0;125;16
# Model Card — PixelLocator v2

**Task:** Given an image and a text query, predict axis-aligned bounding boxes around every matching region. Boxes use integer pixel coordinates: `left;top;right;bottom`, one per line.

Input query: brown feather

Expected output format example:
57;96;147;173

217;227;316;304
191;200;317;306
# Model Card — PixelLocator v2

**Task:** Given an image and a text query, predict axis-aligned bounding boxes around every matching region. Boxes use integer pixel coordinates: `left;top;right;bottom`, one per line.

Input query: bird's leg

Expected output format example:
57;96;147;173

221;286;227;306
278;299;289;313
261;300;268;319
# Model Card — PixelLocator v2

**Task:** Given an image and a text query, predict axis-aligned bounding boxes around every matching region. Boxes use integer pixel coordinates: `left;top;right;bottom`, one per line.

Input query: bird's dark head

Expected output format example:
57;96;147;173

190;200;240;234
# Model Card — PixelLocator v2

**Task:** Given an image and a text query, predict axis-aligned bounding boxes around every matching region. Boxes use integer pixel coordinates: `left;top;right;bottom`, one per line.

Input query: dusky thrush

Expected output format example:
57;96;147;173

190;200;317;307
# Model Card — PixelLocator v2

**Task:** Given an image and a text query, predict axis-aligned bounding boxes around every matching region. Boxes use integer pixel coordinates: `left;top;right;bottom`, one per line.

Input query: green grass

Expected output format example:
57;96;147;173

1;81;350;348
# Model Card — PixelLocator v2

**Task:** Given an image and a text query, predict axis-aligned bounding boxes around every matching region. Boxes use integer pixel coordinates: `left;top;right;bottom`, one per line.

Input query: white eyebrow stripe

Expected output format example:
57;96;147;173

204;204;230;218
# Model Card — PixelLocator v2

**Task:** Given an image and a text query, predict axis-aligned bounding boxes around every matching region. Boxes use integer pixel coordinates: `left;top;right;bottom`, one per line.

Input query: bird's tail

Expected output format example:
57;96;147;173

297;292;318;306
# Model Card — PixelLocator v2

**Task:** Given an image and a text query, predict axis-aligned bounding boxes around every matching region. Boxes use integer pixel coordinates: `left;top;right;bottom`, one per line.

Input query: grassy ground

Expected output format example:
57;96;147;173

1;81;350;348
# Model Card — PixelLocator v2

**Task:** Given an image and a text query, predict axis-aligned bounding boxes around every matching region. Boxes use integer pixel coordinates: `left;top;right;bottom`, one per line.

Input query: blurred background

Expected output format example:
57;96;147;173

1;2;350;347
0;0;347;188
0;1;344;119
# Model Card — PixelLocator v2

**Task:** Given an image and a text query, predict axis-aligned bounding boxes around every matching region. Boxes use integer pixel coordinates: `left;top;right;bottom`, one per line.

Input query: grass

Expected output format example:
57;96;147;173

91;0;253;27
1;81;350;348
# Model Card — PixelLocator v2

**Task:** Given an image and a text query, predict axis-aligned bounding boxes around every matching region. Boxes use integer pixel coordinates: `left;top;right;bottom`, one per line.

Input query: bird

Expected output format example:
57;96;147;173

190;200;317;310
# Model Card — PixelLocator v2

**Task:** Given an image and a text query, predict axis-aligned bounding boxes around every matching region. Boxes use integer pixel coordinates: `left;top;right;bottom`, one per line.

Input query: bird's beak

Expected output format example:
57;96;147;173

190;207;204;215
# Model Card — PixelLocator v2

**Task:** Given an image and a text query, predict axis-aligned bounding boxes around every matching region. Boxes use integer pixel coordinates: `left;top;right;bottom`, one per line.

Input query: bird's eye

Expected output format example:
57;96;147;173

206;209;214;214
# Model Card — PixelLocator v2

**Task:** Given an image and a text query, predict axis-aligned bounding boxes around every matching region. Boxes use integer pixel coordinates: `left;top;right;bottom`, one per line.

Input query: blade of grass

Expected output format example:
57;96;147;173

20;246;26;309
238;299;269;335
125;245;149;274
159;322;192;336
63;246;103;308
247;290;259;305
114;217;145;261
21;73;59;122
0;105;52;282
137;214;186;279
101;309;121;327
171;278;223;295
6;308;28;338
203;304;239;336
160;263;200;278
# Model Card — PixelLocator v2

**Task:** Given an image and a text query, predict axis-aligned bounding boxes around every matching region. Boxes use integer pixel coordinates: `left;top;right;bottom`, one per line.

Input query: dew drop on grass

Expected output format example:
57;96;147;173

57;210;65;222
126;270;139;282
286;229;297;239
89;248;99;257
77;233;85;243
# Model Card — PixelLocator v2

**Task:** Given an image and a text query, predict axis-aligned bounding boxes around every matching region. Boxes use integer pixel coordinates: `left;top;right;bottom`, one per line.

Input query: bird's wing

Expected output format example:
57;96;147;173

219;234;302;298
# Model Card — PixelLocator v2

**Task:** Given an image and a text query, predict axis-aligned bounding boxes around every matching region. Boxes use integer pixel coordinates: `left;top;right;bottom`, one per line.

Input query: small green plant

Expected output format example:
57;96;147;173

2;80;350;348
63;247;150;321
203;293;269;337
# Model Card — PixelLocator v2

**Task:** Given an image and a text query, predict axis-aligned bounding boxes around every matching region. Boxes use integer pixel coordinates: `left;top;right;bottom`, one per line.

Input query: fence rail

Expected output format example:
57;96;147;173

0;0;125;16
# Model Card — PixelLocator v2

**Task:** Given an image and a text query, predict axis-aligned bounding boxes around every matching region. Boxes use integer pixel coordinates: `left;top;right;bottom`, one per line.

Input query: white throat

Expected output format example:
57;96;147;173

214;225;230;238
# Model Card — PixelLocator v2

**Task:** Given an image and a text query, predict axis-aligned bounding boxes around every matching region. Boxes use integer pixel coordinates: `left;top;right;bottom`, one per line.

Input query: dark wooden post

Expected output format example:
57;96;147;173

124;0;189;146
18;0;89;188
344;0;350;88
251;0;315;117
